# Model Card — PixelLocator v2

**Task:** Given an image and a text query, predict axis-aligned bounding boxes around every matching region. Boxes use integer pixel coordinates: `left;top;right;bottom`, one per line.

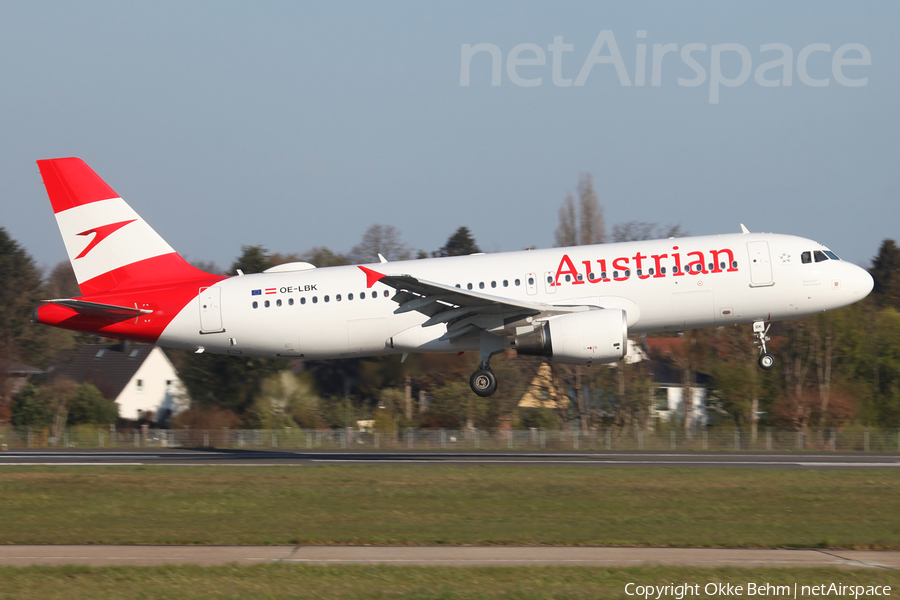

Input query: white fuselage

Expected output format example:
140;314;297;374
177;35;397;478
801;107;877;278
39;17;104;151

157;232;873;360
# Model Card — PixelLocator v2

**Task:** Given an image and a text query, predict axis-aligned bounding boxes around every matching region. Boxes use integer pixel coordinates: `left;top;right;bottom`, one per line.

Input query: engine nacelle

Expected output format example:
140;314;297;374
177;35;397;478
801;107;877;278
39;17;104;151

514;309;627;365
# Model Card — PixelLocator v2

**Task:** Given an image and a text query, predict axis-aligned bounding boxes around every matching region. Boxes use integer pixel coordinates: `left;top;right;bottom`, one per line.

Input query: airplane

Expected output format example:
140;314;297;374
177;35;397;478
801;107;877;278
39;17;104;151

33;157;874;397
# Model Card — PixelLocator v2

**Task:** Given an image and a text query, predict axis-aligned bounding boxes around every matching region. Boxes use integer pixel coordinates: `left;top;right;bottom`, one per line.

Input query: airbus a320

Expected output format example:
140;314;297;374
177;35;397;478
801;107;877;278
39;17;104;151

33;158;874;396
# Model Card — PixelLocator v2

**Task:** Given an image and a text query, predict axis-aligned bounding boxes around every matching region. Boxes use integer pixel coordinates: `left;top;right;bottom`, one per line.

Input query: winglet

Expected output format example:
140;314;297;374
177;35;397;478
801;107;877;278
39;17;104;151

358;265;386;288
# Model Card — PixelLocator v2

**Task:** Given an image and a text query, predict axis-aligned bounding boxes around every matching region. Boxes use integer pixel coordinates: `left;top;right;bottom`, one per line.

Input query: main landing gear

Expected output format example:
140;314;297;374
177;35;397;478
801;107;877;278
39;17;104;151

469;331;505;397
753;321;776;370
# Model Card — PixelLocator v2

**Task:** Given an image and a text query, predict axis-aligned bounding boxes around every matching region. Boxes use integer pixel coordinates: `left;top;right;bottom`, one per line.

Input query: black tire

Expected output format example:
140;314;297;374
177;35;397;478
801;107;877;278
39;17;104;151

469;368;498;397
758;353;776;370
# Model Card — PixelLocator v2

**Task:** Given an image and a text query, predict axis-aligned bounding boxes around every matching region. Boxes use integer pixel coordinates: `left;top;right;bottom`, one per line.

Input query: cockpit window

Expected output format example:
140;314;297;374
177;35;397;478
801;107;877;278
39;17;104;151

824;251;840;260
814;250;828;262
801;251;811;264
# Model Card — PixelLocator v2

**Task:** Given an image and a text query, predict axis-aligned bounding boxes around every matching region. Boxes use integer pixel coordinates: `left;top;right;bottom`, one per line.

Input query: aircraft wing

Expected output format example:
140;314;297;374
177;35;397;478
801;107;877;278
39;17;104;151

359;266;588;341
42;298;153;319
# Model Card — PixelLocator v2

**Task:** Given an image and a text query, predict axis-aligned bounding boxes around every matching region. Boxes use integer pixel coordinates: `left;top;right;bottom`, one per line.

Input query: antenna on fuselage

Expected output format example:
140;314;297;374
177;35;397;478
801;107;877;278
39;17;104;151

740;224;750;234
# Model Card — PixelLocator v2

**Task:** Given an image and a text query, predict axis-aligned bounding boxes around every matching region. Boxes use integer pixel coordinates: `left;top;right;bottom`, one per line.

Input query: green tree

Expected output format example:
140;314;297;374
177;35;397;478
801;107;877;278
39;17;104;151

10;383;50;427
435;227;481;257
67;383;118;425
230;245;275;275
0;228;49;367
871;239;900;309
301;247;348;268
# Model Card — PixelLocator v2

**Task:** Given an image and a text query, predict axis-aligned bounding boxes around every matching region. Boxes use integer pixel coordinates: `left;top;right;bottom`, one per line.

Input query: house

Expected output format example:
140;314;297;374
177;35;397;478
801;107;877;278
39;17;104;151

516;339;710;430
48;343;189;423
0;359;44;424
643;337;711;429
1;359;44;397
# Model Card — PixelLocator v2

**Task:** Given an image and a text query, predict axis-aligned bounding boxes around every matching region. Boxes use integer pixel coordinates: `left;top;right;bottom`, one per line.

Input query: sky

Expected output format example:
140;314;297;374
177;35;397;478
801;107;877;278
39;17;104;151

1;1;896;273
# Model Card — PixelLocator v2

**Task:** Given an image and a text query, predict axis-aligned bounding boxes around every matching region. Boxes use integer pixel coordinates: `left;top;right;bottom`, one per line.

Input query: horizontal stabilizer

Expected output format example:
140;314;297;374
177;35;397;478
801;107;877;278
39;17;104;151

42;298;153;318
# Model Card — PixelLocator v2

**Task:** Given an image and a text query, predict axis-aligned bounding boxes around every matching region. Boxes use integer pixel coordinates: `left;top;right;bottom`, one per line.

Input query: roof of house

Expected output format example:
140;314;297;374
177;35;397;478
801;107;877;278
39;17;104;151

48;343;160;400
0;359;44;376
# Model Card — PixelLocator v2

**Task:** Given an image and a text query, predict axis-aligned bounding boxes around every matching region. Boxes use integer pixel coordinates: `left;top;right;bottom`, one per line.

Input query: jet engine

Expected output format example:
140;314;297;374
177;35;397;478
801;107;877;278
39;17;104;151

514;309;627;365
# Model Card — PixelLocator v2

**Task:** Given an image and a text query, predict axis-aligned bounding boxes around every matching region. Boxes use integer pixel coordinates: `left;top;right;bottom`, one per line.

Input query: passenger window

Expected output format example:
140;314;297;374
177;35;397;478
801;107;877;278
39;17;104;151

503;280;509;287
601;272;607;279
349;293;354;300
660;267;666;275
491;281;497;288
546;275;552;283
301;297;306;305
625;270;631;277
276;299;282;307
565;275;571;282
527;277;533;285
613;271;619;278
801;251;811;264
649;268;654;275
673;266;679;273
288;298;294;306
312;297;318;304
577;274;583;281
814;250;828;262
637;269;642;277
479;282;484;289
324;295;330;302
467;283;473;290
360;292;366;299
252;301;258;309
265;300;270;308
720;262;726;270
384;290;389;297
731;261;738;269
336;294;342;302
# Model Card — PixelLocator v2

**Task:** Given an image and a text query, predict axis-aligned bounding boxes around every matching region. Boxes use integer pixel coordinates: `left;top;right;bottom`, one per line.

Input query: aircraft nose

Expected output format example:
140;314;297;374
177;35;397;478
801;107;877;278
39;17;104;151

850;265;874;298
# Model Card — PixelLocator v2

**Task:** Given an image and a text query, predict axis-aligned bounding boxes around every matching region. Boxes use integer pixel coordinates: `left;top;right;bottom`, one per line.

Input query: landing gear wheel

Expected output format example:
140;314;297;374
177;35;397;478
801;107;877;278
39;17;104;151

470;368;498;397
758;353;776;370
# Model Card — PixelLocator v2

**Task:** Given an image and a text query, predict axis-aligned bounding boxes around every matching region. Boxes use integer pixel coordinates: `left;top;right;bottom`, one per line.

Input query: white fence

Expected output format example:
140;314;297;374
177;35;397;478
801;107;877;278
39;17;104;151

1;426;898;452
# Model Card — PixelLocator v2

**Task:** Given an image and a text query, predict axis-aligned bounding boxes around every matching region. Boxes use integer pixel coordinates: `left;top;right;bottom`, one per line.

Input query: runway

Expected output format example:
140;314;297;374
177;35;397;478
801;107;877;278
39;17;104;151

0;545;896;569
0;449;898;469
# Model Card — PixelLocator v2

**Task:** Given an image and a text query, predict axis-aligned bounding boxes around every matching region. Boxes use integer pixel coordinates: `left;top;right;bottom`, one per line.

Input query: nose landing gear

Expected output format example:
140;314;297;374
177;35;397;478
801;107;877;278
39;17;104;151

753;321;776;370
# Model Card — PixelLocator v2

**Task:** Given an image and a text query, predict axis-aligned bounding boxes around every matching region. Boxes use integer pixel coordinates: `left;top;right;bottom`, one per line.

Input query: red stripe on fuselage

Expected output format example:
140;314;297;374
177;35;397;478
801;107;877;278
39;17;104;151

36;253;226;343
36;274;226;344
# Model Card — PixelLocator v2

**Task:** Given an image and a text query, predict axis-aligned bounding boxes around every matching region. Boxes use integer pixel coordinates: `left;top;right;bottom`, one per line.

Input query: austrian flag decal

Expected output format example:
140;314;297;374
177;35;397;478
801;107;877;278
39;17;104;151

265;288;277;295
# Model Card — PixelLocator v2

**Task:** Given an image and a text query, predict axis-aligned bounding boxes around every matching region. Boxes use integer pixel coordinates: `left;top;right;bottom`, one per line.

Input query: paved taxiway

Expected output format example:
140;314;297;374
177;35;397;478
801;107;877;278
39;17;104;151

0;449;898;469
0;546;896;569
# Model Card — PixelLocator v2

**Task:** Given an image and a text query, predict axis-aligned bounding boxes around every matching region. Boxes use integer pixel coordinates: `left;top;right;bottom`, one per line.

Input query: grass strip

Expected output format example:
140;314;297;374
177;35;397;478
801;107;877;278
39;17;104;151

0;564;898;599
0;466;898;547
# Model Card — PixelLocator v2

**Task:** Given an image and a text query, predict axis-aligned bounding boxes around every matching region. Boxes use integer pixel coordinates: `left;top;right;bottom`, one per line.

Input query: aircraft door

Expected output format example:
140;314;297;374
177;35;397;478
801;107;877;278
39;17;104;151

544;271;556;294
747;241;774;287
199;287;224;333
525;273;537;295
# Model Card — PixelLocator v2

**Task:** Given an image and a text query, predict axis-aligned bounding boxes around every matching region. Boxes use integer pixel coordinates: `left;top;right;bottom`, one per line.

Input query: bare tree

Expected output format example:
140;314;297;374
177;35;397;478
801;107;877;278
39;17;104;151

612;222;687;243
555;174;605;247
349;224;411;264
578;174;604;245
